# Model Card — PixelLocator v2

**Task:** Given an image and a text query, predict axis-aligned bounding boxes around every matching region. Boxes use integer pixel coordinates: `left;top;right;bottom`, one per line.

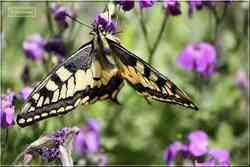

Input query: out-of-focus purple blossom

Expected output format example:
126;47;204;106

73;119;100;155
163;0;181;16
188;130;208;157
116;0;135;11
50;3;74;28
37;128;70;161
18;87;33;100
235;70;249;91
0;92;15;128
44;36;67;58
85;118;100;132
177;42;217;77
163;141;182;165
209;148;230;164
163;130;231;166
139;0;155;9
95;13;116;33
98;154;108;166
23;34;46;60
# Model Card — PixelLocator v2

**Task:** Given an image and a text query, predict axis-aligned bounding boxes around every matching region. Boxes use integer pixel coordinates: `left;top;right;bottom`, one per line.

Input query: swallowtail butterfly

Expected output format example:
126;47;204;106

17;12;198;127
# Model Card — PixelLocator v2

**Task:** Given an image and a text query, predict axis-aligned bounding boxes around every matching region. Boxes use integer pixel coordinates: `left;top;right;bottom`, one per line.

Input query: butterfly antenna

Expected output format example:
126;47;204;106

66;14;93;29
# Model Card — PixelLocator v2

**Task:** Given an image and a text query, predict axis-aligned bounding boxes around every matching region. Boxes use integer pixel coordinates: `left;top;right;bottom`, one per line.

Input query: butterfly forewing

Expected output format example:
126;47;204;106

108;40;198;110
17;42;95;127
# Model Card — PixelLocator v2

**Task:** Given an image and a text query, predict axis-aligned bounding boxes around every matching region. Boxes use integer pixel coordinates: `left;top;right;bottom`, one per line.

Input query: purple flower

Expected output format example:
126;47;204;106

74;119;100;155
19;87;33;100
44;36;66;58
50;3;74;28
177;42;217;77
188;130;208;157
235;70;249;91
139;0;155;9
163;141;182;165
163;0;181;16
23;34;45;60
86;118;100;132
95;13;116;33
37;128;69;161
163;130;230;166
0;92;15;128
209;148;230;164
116;0;135;11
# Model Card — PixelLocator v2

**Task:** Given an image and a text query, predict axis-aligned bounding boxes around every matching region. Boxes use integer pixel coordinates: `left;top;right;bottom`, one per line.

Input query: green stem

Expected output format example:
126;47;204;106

138;9;152;56
46;1;54;34
211;4;227;41
137;9;168;64
210;7;220;40
1;129;8;164
148;15;168;64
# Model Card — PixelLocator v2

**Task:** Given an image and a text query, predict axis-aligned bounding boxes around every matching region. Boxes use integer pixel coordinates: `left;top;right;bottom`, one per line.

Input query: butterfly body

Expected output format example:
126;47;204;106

17;23;198;127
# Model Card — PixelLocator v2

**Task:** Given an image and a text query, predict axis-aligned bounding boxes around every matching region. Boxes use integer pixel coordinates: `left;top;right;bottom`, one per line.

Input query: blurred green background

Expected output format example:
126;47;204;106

1;1;249;165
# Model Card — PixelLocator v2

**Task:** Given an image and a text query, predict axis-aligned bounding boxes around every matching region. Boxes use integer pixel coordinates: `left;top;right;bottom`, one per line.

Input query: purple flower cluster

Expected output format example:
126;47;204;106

74;119;100;154
36;128;70;161
163;130;230;166
23;34;46;60
0;92;15;128
116;0;135;11
1;87;33;128
50;3;74;28
95;13;116;34
163;0;181;16
23;34;66;60
73;119;107;166
22;3;71;61
177;42;217;77
116;0;155;11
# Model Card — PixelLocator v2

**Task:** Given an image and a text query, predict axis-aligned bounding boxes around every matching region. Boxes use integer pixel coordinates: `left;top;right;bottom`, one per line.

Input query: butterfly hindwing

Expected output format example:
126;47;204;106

17;42;95;127
88;57;124;104
109;40;198;110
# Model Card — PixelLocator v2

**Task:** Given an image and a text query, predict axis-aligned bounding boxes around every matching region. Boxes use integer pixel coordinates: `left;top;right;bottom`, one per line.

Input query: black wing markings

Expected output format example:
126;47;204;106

17;42;95;127
108;40;198;110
